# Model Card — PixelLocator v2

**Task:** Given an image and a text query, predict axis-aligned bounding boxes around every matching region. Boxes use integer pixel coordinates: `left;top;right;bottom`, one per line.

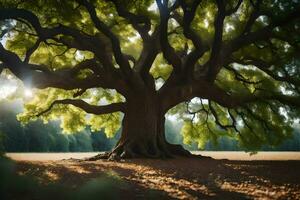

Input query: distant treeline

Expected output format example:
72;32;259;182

204;132;300;151
0;101;300;152
0;101;118;152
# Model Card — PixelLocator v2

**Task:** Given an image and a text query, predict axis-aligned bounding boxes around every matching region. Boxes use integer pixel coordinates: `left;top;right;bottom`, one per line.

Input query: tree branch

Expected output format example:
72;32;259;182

206;0;226;82
174;1;208;80
37;100;125;117
232;57;300;87
208;100;235;130
228;5;300;53
0;7;119;74
0;7;132;95
134;35;159;87
77;0;132;76
156;0;182;73
224;65;263;85
24;38;41;63
161;78;300;112
0;43;128;95
241;0;262;35
107;0;151;40
225;0;243;16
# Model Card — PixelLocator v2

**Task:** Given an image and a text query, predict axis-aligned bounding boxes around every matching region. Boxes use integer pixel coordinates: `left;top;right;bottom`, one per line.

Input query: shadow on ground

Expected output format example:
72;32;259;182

1;156;300;199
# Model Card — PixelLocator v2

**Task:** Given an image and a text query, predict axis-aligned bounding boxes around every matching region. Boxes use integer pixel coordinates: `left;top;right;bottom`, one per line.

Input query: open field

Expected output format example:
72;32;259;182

3;152;300;199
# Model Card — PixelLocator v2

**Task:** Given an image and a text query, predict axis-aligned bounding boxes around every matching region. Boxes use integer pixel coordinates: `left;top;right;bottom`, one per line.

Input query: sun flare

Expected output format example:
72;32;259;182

24;88;33;98
0;84;18;99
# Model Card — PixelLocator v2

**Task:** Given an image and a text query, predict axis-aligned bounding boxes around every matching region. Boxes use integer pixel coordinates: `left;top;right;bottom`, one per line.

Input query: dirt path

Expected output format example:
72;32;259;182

14;156;300;199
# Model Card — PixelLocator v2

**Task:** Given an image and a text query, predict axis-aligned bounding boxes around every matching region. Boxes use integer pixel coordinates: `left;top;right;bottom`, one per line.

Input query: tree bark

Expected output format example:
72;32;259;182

88;92;191;160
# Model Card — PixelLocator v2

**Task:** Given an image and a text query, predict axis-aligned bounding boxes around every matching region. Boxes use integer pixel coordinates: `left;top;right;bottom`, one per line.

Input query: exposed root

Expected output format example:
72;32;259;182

167;143;192;157
84;152;110;161
83;141;212;161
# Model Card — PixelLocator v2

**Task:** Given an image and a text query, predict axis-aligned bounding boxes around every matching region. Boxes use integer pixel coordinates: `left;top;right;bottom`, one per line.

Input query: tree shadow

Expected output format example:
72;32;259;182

10;157;300;199
222;160;300;185
118;157;250;199
13;159;171;199
116;157;300;199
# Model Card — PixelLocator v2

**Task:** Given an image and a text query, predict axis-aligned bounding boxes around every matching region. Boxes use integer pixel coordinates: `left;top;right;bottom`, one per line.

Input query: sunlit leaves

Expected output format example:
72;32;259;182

121;31;142;59
0;69;23;100
59;106;87;133
182;119;220;149
191;0;216;43
216;67;255;96
89;113;121;138
5;29;36;59
17;88;76;124
17;87;124;136
178;98;294;151
150;53;173;80
236;103;293;150
20;0;93;32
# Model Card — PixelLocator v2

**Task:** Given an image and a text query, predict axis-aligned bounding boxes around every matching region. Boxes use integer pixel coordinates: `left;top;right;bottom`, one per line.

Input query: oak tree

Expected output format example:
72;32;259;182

0;0;300;159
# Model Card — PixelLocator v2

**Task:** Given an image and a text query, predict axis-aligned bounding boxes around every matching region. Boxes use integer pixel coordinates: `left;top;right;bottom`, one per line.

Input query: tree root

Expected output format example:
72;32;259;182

84;152;110;161
84;142;212;161
167;143;192;157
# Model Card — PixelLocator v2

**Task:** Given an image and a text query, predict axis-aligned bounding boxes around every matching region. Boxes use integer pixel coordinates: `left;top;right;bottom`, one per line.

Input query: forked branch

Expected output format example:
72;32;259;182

77;0;132;76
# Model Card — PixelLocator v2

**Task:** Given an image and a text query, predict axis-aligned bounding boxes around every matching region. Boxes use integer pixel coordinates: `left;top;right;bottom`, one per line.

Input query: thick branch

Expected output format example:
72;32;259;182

177;0;203;50
107;0;151;40
0;8;43;37
0;7;132;95
175;1;208;79
161;79;300;112
24;39;41;63
77;0;132;76
241;0;262;35
225;0;243;16
205;3;300;82
0;7;119;74
206;0;226;82
232;57;300;87
37;100;125;116
105;1;160;87
0;43;128;94
134;37;159;89
135;38;159;73
0;63;4;74
156;0;182;73
229;5;300;52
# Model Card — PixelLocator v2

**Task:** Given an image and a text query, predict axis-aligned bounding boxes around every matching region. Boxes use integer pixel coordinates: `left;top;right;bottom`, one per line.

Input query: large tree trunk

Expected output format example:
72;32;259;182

89;92;191;160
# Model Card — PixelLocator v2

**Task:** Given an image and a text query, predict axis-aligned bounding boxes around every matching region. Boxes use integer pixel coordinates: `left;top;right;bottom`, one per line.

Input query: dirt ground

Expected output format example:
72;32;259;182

14;156;300;200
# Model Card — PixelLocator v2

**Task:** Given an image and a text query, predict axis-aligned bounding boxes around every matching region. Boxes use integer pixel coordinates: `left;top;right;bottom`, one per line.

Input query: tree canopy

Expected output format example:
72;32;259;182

0;0;300;158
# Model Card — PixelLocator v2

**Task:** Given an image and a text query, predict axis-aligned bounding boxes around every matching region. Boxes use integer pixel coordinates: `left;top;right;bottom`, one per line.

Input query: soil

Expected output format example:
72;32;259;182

14;156;300;200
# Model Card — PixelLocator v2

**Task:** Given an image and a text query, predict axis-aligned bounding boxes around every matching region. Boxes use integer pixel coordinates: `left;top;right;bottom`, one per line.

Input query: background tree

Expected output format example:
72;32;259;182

0;0;299;159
